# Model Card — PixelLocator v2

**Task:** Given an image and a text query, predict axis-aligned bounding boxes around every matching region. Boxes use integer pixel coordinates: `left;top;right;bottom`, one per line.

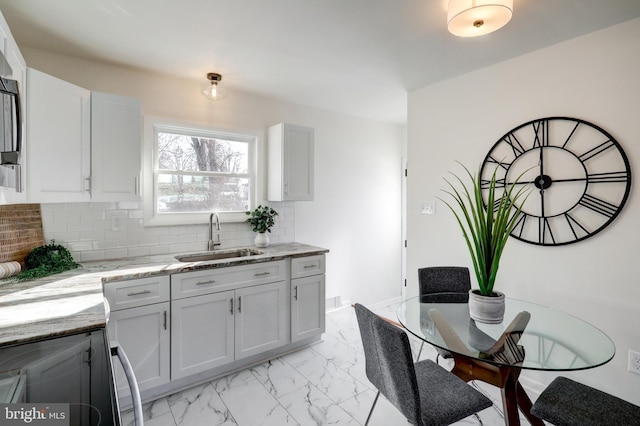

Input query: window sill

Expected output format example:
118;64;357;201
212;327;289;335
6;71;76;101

143;211;249;227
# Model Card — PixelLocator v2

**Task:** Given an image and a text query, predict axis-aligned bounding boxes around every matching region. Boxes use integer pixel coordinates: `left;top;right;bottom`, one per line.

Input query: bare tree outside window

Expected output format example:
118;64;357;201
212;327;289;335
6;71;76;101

156;131;250;214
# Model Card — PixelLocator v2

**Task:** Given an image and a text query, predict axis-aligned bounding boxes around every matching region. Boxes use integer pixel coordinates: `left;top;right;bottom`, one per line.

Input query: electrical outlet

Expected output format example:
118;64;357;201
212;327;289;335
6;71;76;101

628;350;640;375
106;211;127;232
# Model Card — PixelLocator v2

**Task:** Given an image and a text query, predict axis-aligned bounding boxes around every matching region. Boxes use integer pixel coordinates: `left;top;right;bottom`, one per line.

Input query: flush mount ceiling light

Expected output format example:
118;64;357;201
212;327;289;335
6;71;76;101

447;0;513;37
201;72;227;101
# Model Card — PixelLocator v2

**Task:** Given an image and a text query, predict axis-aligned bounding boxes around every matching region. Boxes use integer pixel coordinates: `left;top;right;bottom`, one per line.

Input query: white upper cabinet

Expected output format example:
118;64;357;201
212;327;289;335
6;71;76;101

267;123;314;201
26;69;142;203
91;92;141;202
27;68;91;203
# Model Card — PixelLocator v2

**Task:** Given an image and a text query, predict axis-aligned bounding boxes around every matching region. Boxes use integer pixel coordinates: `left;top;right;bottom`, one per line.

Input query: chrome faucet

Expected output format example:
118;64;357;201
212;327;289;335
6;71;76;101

208;212;221;251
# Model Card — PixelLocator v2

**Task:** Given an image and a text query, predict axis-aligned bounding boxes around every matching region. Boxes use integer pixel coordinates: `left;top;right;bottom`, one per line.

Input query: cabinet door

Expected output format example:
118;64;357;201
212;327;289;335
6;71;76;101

108;302;170;396
283;124;314;200
267;123;314;201
171;290;234;380
91;92;141;201
27;68;91;202
291;274;326;342
235;281;289;360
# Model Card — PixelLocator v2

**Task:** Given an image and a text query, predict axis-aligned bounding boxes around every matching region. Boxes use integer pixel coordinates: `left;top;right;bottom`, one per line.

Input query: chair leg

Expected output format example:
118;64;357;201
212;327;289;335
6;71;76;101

471;380;503;419
416;342;424;361
365;391;381;426
473;412;484;425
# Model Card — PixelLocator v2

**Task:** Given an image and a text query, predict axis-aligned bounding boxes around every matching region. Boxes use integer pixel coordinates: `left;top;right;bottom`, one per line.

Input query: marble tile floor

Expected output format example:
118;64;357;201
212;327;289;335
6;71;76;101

121;302;531;426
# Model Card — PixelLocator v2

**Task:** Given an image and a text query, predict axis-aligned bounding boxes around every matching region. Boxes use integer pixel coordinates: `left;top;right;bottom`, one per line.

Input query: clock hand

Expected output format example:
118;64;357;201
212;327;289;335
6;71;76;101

539;142;544;180
505;179;545;186
538;156;546;220
508;174;604;186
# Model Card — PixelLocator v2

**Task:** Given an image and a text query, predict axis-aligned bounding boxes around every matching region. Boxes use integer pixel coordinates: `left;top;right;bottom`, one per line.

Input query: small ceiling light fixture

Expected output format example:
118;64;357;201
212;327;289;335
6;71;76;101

447;0;513;37
201;72;227;101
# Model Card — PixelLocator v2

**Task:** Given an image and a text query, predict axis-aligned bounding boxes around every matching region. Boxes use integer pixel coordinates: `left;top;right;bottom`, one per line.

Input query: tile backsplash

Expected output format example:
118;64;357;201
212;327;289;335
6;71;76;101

40;201;295;263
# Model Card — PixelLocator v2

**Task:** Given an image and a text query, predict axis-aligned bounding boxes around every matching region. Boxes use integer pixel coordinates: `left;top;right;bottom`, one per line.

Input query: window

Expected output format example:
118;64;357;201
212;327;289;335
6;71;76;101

144;119;257;226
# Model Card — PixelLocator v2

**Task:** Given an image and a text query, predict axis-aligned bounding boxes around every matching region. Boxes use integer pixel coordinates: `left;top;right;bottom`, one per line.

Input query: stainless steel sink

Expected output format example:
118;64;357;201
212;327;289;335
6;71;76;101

175;248;263;262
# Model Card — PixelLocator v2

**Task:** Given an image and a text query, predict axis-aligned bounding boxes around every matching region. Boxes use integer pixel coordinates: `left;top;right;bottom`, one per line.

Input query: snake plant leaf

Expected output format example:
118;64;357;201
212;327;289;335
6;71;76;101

439;162;531;296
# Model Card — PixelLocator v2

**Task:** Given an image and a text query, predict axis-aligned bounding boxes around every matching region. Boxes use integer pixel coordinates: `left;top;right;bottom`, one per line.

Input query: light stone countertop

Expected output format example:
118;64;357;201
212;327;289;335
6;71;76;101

0;243;328;348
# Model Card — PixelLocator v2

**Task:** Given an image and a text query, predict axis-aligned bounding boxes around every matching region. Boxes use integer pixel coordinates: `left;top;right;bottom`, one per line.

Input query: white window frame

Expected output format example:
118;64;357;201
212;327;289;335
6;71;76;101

143;117;260;226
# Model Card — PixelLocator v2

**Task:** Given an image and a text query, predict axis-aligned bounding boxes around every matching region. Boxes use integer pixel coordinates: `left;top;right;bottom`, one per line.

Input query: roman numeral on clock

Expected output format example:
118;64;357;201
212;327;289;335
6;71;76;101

579;194;619;218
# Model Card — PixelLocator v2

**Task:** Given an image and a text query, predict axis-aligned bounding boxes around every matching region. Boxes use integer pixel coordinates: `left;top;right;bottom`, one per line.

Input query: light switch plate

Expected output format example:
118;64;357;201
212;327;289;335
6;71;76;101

106;211;127;232
629;350;640;375
420;201;436;215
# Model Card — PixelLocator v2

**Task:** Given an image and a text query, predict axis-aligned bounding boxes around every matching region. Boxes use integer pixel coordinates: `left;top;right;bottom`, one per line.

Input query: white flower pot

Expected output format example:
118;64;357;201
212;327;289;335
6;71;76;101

254;232;269;248
468;289;505;324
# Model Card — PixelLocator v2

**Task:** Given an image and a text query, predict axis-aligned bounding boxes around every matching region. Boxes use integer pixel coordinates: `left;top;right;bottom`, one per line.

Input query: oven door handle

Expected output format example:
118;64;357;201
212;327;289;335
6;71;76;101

110;344;144;426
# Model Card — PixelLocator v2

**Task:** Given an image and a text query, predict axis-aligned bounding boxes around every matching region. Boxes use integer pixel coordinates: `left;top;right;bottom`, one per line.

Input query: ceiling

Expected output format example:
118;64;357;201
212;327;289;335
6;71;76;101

1;0;639;124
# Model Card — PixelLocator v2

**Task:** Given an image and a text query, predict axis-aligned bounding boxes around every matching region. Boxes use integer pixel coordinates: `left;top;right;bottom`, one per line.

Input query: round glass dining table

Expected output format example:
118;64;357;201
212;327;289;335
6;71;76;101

396;294;615;425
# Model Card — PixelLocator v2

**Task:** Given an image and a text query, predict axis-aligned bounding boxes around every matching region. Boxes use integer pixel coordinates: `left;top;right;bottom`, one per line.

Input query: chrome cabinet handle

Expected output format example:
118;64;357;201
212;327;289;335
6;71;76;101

230;298;234;315
254;272;270;277
238;296;242;313
196;279;216;285
134;176;139;195
163;311;167;330
294;286;298;300
303;264;317;269
127;290;151;296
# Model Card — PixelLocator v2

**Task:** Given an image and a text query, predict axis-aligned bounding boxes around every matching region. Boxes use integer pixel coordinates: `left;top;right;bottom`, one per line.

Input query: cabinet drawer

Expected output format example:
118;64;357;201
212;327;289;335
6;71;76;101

291;255;325;279
171;260;287;299
104;275;170;311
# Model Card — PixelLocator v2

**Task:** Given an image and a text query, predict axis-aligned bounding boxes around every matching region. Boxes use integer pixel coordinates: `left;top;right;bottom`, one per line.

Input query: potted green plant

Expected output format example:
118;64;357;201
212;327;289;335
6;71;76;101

246;205;279;248
440;162;529;323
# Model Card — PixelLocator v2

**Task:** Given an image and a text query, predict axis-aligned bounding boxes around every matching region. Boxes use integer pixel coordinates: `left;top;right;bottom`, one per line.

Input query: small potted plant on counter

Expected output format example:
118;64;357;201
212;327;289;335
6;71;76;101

246;205;279;248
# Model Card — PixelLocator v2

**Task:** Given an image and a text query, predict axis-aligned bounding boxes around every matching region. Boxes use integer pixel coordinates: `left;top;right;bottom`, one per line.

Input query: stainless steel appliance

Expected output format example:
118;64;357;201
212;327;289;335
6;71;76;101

0;316;143;425
0;49;22;191
0;329;119;425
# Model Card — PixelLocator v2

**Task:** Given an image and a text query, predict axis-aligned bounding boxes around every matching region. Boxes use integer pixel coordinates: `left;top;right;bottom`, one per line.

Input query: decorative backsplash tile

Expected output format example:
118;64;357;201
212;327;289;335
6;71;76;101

0;204;45;264
40;201;295;262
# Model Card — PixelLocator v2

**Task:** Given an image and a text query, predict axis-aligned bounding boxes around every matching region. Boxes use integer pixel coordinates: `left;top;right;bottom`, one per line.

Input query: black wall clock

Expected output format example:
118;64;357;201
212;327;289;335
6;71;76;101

480;117;632;246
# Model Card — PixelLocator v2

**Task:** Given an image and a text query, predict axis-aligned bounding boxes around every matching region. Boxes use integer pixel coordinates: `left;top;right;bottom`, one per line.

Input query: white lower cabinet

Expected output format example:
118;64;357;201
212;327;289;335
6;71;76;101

291;274;326;342
291;256;326;342
171;290;235;380
104;276;171;397
170;263;289;380
105;255;324;399
235;281;288;359
109;302;171;396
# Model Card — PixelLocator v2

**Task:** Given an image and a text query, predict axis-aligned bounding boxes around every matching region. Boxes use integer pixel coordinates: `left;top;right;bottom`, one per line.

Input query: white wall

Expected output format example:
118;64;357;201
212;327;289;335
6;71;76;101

407;18;640;404
23;47;404;306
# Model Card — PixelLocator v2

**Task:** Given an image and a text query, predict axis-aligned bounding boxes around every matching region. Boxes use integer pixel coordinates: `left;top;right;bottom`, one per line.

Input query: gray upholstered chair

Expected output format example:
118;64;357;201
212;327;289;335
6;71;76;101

417;266;471;362
354;303;492;426
531;376;640;426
